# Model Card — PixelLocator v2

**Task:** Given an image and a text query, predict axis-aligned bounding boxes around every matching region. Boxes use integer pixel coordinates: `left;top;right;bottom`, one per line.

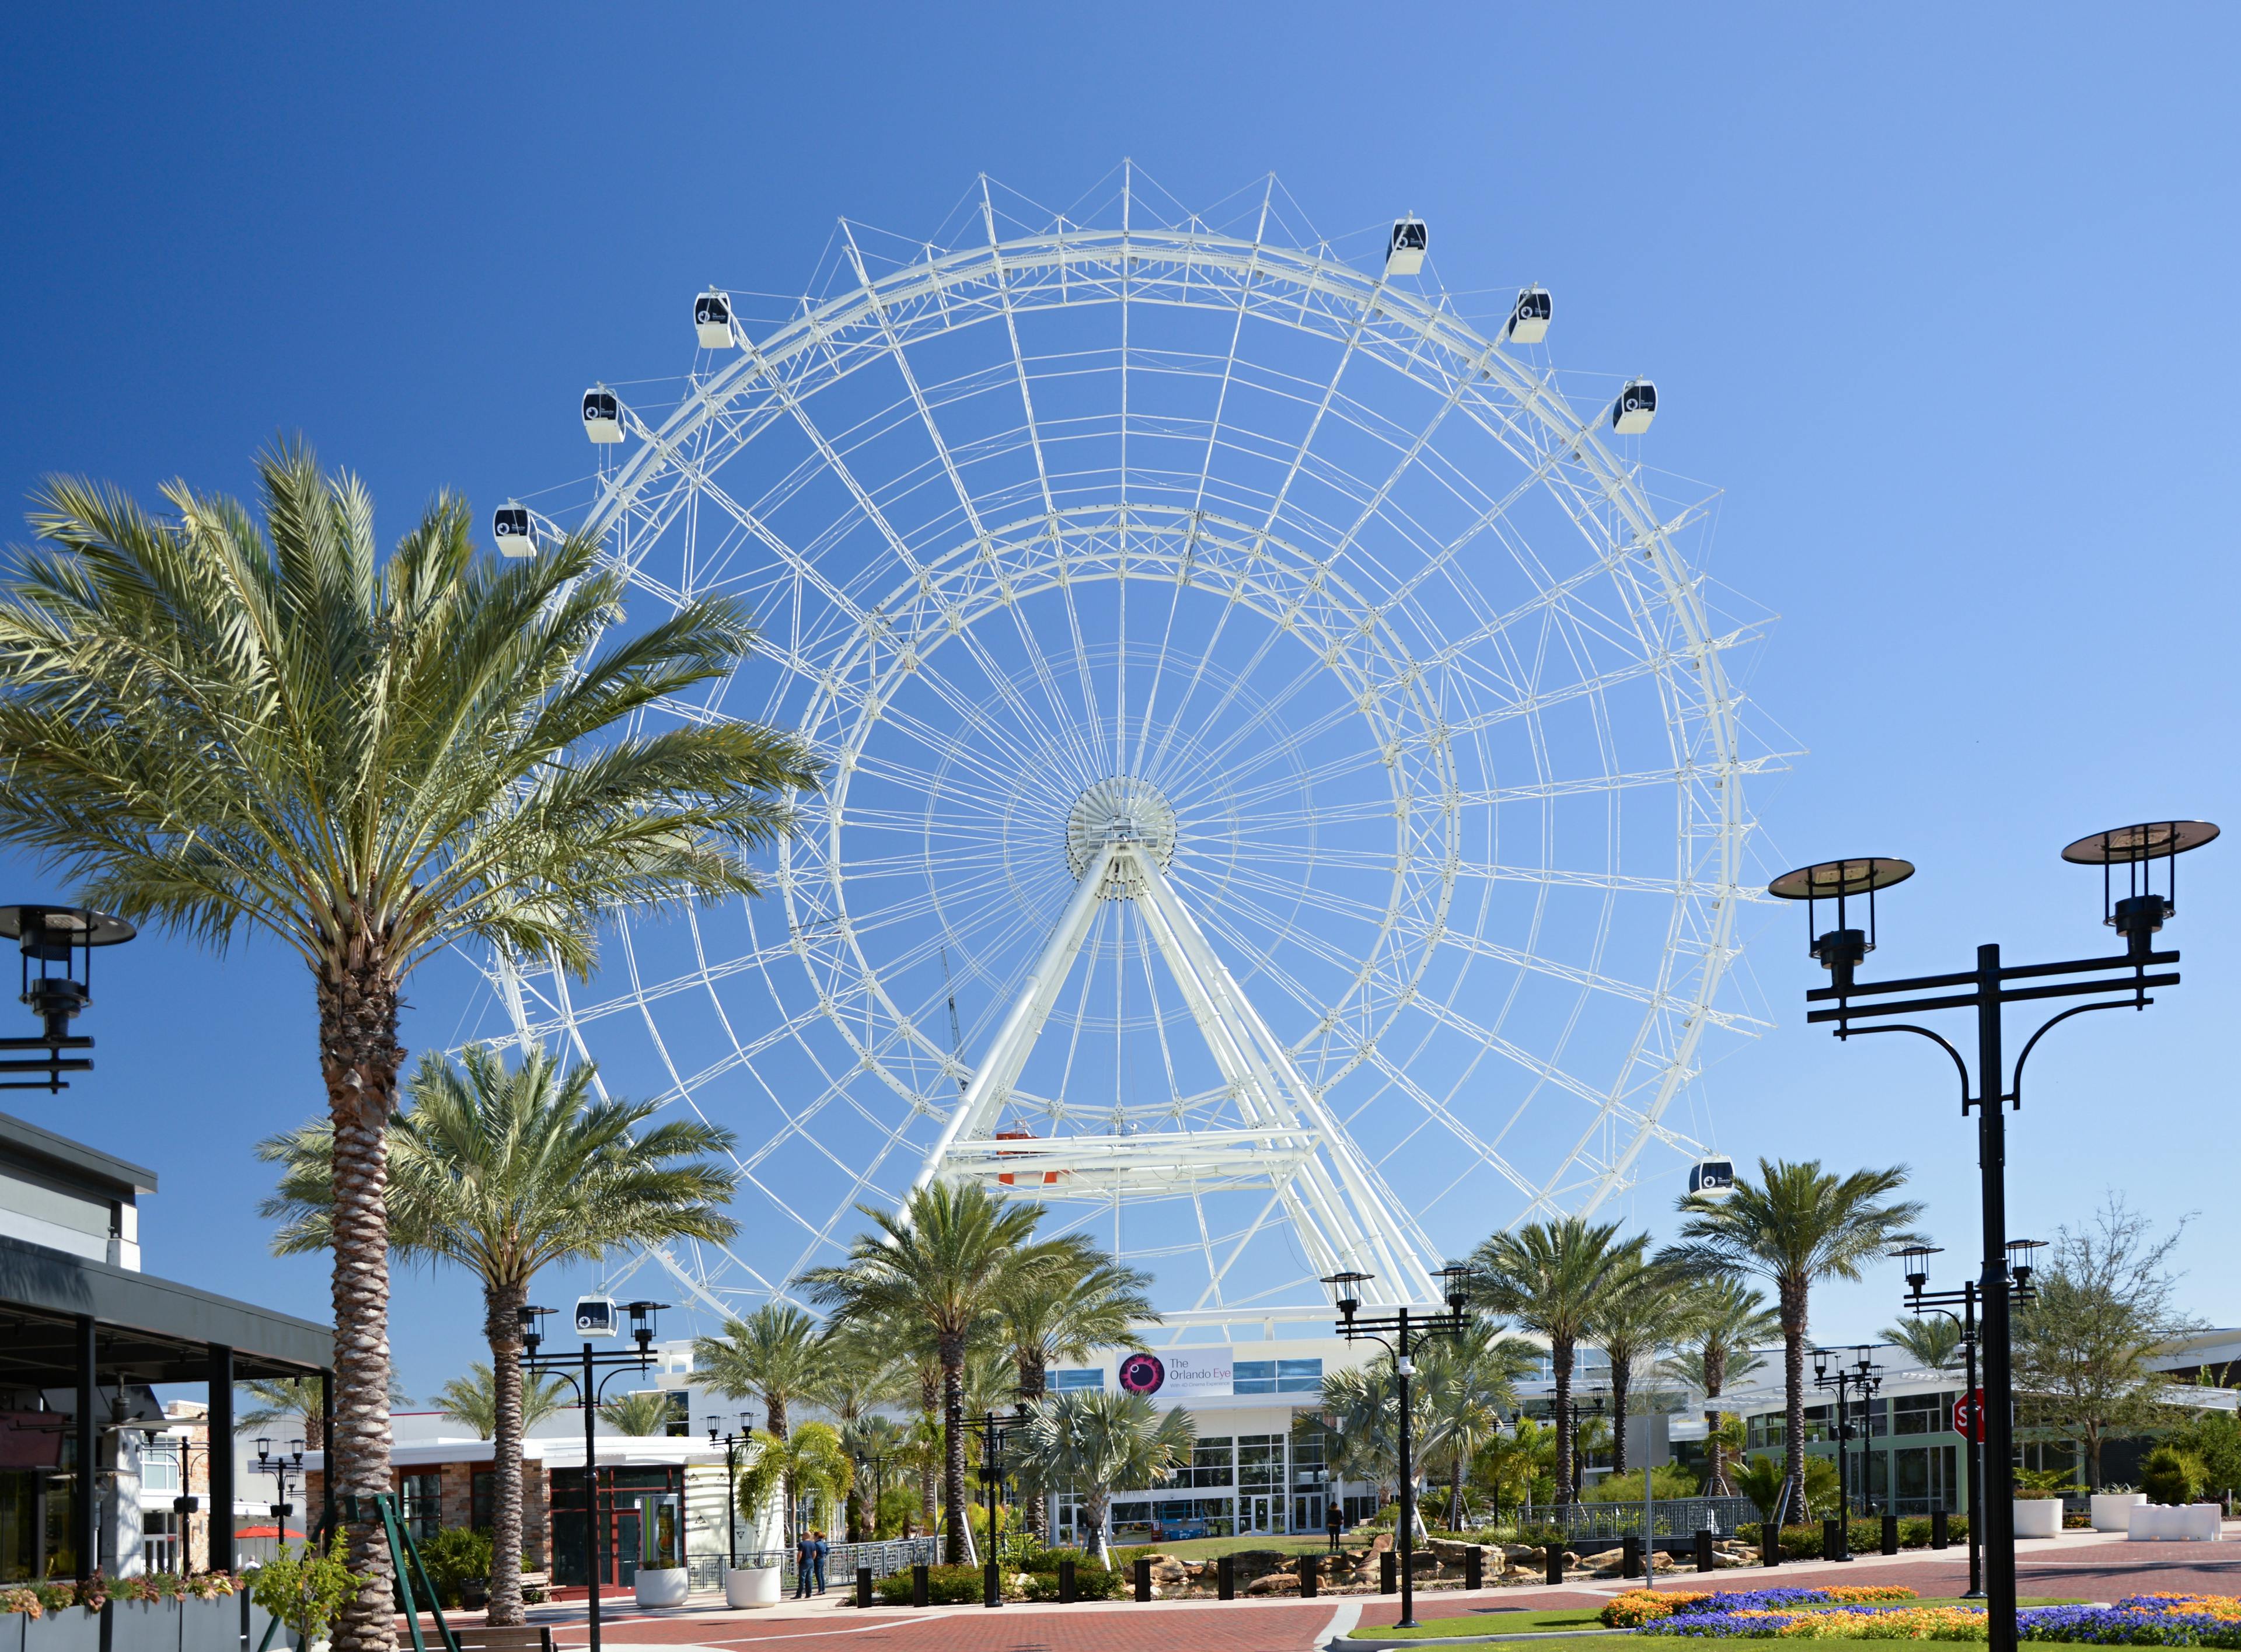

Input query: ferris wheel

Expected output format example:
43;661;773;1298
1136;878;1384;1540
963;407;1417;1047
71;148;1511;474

483;169;1771;1320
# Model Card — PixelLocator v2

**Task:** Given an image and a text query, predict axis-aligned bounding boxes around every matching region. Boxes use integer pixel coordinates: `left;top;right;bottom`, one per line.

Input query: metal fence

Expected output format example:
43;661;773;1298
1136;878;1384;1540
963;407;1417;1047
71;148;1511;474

688;1536;941;1593
1550;1496;1760;1542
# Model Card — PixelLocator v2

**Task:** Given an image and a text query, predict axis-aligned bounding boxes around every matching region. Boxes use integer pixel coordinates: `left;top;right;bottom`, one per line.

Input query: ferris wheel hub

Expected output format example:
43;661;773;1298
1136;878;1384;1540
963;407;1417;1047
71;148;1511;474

1065;777;1178;899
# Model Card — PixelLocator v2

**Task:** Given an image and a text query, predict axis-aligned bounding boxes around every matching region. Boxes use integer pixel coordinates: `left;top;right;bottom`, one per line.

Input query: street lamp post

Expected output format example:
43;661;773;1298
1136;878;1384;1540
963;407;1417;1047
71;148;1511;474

1810;1349;1881;1556
1770;819;2217;1652
253;1437;307;1539
706;1414;756;1570
1323;1266;1474;1632
1568;1390;1609;1503
967;1412;1017;1609
0;905;134;1092
861;1452;892;1545
1896;1242;2040;1601
521;1300;668;1652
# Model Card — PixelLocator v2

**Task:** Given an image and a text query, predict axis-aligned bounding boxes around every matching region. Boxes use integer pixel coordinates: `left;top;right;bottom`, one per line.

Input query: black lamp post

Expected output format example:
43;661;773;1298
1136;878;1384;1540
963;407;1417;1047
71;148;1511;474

860;1452;892;1544
1810;1347;1880;1555
1896;1241;2040;1600
1568;1389;1609;1502
967;1411;1017;1609
521;1300;667;1652
1323;1265;1474;1631
1770;819;2216;1652
254;1436;306;1534
706;1413;756;1570
0;904;134;1091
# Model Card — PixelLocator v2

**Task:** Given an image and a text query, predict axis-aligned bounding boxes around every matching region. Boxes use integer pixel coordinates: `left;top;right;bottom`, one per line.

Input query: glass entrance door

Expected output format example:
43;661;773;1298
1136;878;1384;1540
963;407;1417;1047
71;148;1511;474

1247;1495;1275;1533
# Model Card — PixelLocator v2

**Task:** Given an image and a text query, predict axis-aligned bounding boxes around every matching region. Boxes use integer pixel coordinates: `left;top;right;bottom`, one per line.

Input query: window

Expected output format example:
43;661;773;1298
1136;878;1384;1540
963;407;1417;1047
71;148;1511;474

1234;1361;1277;1395
400;1472;442;1541
1050;1368;1104;1393
472;1472;493;1533
1167;1438;1232;1488
141;1443;180;1494
1238;1436;1284;1491
1893;1393;1952;1436
1276;1358;1322;1393
1291;1429;1327;1487
141;1509;177;1574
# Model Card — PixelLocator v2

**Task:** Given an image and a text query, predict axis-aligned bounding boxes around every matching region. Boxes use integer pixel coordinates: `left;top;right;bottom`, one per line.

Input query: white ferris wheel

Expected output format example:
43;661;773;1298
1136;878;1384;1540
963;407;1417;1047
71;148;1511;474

484;169;1772;1321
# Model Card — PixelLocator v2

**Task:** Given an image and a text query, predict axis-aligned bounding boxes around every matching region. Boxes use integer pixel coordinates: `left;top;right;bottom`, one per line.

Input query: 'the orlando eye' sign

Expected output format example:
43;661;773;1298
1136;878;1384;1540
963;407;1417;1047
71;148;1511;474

1117;1349;1235;1398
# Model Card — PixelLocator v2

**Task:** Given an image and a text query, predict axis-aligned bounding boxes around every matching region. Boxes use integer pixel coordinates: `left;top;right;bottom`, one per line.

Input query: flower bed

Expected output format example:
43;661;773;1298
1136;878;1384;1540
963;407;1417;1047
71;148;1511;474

1627;1593;2241;1644
2017;1595;2241;1647
1605;1588;1919;1628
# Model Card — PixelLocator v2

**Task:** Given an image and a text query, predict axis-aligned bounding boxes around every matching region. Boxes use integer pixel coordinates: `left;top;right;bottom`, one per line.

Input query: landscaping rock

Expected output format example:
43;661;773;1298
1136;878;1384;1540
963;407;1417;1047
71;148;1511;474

1245;1573;1300;1596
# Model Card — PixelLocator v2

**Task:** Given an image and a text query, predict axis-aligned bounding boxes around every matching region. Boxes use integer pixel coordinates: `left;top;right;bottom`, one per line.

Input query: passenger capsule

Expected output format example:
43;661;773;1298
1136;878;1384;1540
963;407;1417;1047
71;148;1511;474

492;503;536;558
1385;216;1427;278
1508;286;1552;344
694;290;734;350
1689;1158;1736;1198
582;386;622;443
1611;379;1657;435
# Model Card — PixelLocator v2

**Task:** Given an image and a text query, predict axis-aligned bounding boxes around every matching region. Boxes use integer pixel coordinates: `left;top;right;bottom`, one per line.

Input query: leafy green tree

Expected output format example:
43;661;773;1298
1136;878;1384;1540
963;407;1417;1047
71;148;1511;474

1014;1389;1195;1566
838;1414;912;1541
1416;1322;1539;1529
797;1182;1067;1564
994;1245;1153;1532
2166;1392;2241;1500
1471;1217;1647;1499
249;1535;362;1647
428;1364;569;1439
0;447;814;1652
1587;1258;1702;1478
235;1375;404;1452
1667;1159;1924;1522
694;1306;825;1441
738;1422;853;1544
259;1042;737;1625
1471;1412;1556;1514
2014;1196;2199;1489
1880;1316;1966;1374
598;1390;676;1436
1657;1276;1777;1495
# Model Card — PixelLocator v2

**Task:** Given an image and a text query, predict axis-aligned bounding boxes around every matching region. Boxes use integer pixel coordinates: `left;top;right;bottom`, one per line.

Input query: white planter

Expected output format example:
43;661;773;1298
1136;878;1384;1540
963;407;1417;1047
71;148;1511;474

2128;1503;2223;1541
634;1567;690;1608
724;1566;781;1608
2092;1492;2147;1532
2013;1499;2062;1538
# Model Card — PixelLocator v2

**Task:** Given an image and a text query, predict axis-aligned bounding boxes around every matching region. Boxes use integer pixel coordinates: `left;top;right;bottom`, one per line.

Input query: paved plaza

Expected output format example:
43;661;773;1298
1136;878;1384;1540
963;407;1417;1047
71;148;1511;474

507;1527;2241;1652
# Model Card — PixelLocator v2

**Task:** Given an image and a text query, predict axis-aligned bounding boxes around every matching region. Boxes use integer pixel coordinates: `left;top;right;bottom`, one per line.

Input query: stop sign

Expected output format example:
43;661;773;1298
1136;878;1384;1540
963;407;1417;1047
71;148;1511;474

1953;1388;1986;1442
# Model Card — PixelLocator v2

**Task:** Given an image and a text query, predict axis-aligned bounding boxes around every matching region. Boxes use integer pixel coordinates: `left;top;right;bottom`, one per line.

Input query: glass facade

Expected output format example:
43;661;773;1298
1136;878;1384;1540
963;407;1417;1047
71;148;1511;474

550;1466;685;1588
400;1472;442;1542
1050;1368;1104;1392
1233;1358;1323;1395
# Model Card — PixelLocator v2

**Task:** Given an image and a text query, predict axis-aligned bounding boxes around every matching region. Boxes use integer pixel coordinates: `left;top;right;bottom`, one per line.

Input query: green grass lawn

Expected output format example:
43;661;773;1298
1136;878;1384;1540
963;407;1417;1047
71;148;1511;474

1347;1597;2086;1641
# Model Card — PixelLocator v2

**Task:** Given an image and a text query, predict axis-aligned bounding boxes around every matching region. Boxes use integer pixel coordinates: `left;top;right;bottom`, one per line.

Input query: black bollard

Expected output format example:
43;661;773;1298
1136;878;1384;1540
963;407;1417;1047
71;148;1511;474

1218;1554;1235;1600
1762;1520;1780;1568
1822;1517;1843;1563
855;1566;873;1609
1882;1514;1899;1556
1134;1556;1151;1603
1058;1559;1076;1604
1695;1528;1714;1573
1464;1545;1483;1590
1546;1543;1566;1585
1299;1554;1318;1599
1931;1510;1950;1550
1381;1549;1398;1594
911;1563;929;1608
1622;1534;1643;1579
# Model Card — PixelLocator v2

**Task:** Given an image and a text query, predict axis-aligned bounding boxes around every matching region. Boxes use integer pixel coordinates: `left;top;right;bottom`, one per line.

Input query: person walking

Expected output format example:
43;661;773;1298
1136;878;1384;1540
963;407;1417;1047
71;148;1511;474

1327;1503;1345;1553
810;1529;829;1595
794;1528;814;1599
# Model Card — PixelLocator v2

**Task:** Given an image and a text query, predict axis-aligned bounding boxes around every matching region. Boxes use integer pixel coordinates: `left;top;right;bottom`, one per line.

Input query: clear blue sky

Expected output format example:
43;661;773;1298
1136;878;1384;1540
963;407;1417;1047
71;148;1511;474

1;5;2235;1399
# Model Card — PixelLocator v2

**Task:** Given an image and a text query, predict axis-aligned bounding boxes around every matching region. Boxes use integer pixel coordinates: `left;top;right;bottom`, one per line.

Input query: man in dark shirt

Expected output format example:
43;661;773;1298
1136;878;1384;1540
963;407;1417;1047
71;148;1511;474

811;1529;829;1595
1327;1504;1345;1553
794;1530;814;1598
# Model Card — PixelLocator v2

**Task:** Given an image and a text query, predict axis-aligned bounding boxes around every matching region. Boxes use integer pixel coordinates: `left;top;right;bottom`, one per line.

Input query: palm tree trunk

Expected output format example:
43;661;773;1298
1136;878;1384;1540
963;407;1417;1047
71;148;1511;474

1552;1337;1575;1505
1705;1346;1729;1497
765;1395;791;1552
1611;1351;1631;1479
940;1334;967;1566
318;959;403;1652
483;1280;527;1626
1017;1350;1047;1539
1780;1281;1807;1528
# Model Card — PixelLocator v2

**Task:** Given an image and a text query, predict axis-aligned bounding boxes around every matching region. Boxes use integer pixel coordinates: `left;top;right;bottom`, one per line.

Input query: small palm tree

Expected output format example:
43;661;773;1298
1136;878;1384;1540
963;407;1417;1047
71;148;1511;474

259;1043;738;1625
598;1389;676;1436
995;1245;1153;1535
1471;1217;1647;1498
1881;1315;1965;1374
1656;1277;1778;1494
234;1375;399;1451
0;448;815;1652
1668;1159;1926;1522
694;1305;826;1441
797;1182;1066;1564
1587;1258;1703;1478
430;1364;570;1438
1015;1390;1195;1566
738;1422;853;1548
1416;1322;1540;1529
838;1414;911;1541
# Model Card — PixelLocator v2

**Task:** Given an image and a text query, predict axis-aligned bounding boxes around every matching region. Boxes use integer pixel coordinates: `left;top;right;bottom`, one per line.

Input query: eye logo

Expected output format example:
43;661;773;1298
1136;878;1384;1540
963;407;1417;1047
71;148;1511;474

1118;1353;1165;1395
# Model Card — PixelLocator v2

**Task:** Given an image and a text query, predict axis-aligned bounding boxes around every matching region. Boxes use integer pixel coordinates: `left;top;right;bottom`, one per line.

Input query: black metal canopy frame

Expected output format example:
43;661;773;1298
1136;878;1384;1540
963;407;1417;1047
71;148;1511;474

1771;820;2217;1652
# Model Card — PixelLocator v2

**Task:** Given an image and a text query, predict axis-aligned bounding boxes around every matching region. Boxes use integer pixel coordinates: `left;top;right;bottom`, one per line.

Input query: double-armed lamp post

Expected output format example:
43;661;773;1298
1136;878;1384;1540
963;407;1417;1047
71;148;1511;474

1809;1347;1880;1553
1323;1266;1474;1632
706;1413;757;1570
1771;819;2216;1652
253;1436;307;1532
521;1300;668;1652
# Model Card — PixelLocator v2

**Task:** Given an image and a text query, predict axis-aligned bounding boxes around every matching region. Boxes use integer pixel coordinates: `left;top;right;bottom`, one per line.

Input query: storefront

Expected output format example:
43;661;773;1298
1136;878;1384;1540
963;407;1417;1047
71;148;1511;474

550;1465;685;1589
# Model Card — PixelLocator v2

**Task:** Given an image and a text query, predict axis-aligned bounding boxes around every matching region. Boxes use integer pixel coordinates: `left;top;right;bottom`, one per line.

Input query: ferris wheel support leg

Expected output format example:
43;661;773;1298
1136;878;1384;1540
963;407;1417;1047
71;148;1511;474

912;843;1117;1195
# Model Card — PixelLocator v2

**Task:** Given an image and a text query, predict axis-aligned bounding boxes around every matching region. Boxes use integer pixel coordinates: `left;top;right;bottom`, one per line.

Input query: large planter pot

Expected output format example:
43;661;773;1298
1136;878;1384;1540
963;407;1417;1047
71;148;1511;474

2013;1499;2062;1539
2128;1503;2223;1541
724;1567;781;1609
633;1568;689;1609
2093;1492;2148;1532
23;1607;99;1652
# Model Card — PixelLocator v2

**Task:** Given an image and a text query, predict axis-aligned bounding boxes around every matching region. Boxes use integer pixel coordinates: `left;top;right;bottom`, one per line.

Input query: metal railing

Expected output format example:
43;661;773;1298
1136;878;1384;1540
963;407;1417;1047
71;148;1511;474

694;1536;940;1592
1550;1496;1759;1542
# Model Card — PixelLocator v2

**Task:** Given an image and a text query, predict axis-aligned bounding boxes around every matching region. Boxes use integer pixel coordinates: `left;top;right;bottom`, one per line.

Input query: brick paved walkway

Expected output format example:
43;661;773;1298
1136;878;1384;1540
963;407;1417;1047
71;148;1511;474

525;1531;2241;1652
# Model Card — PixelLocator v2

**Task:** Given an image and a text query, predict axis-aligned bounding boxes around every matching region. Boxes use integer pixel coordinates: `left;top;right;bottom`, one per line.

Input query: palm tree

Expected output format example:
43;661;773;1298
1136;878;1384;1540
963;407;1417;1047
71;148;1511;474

1656;1277;1778;1495
837;1414;910;1542
429;1364;570;1439
1015;1390;1195;1566
695;1305;826;1443
1416;1323;1540;1529
234;1375;400;1451
797;1182;1064;1564
1471;1217;1647;1499
1668;1159;1926;1524
258;1042;738;1625
1587;1259;1703;1478
738;1422;853;1548
596;1389;676;1436
0;447;816;1652
1881;1316;1965;1374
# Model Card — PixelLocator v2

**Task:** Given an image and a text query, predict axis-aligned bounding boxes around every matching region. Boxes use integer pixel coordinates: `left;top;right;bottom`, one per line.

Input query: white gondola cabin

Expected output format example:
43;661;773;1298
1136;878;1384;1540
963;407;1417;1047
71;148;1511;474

582;386;622;443
694;290;734;350
1508;286;1552;344
491;503;536;558
1611;378;1658;435
1385;217;1428;277
1689;1158;1736;1197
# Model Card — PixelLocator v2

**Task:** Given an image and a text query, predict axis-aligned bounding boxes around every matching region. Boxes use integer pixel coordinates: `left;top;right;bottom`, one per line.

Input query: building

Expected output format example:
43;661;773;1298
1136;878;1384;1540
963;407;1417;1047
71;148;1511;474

0;1111;330;1580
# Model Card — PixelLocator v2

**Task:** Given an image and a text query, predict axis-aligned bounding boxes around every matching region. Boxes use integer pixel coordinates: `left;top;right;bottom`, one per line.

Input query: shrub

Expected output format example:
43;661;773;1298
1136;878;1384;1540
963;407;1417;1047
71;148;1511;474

2142;1448;2207;1508
873;1565;986;1606
415;1527;494;1609
1020;1564;1128;1601
248;1537;362;1646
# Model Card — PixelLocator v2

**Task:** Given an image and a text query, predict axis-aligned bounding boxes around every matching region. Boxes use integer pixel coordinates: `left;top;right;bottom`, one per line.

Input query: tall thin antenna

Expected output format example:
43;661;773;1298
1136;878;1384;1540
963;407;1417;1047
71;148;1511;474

940;946;967;1093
